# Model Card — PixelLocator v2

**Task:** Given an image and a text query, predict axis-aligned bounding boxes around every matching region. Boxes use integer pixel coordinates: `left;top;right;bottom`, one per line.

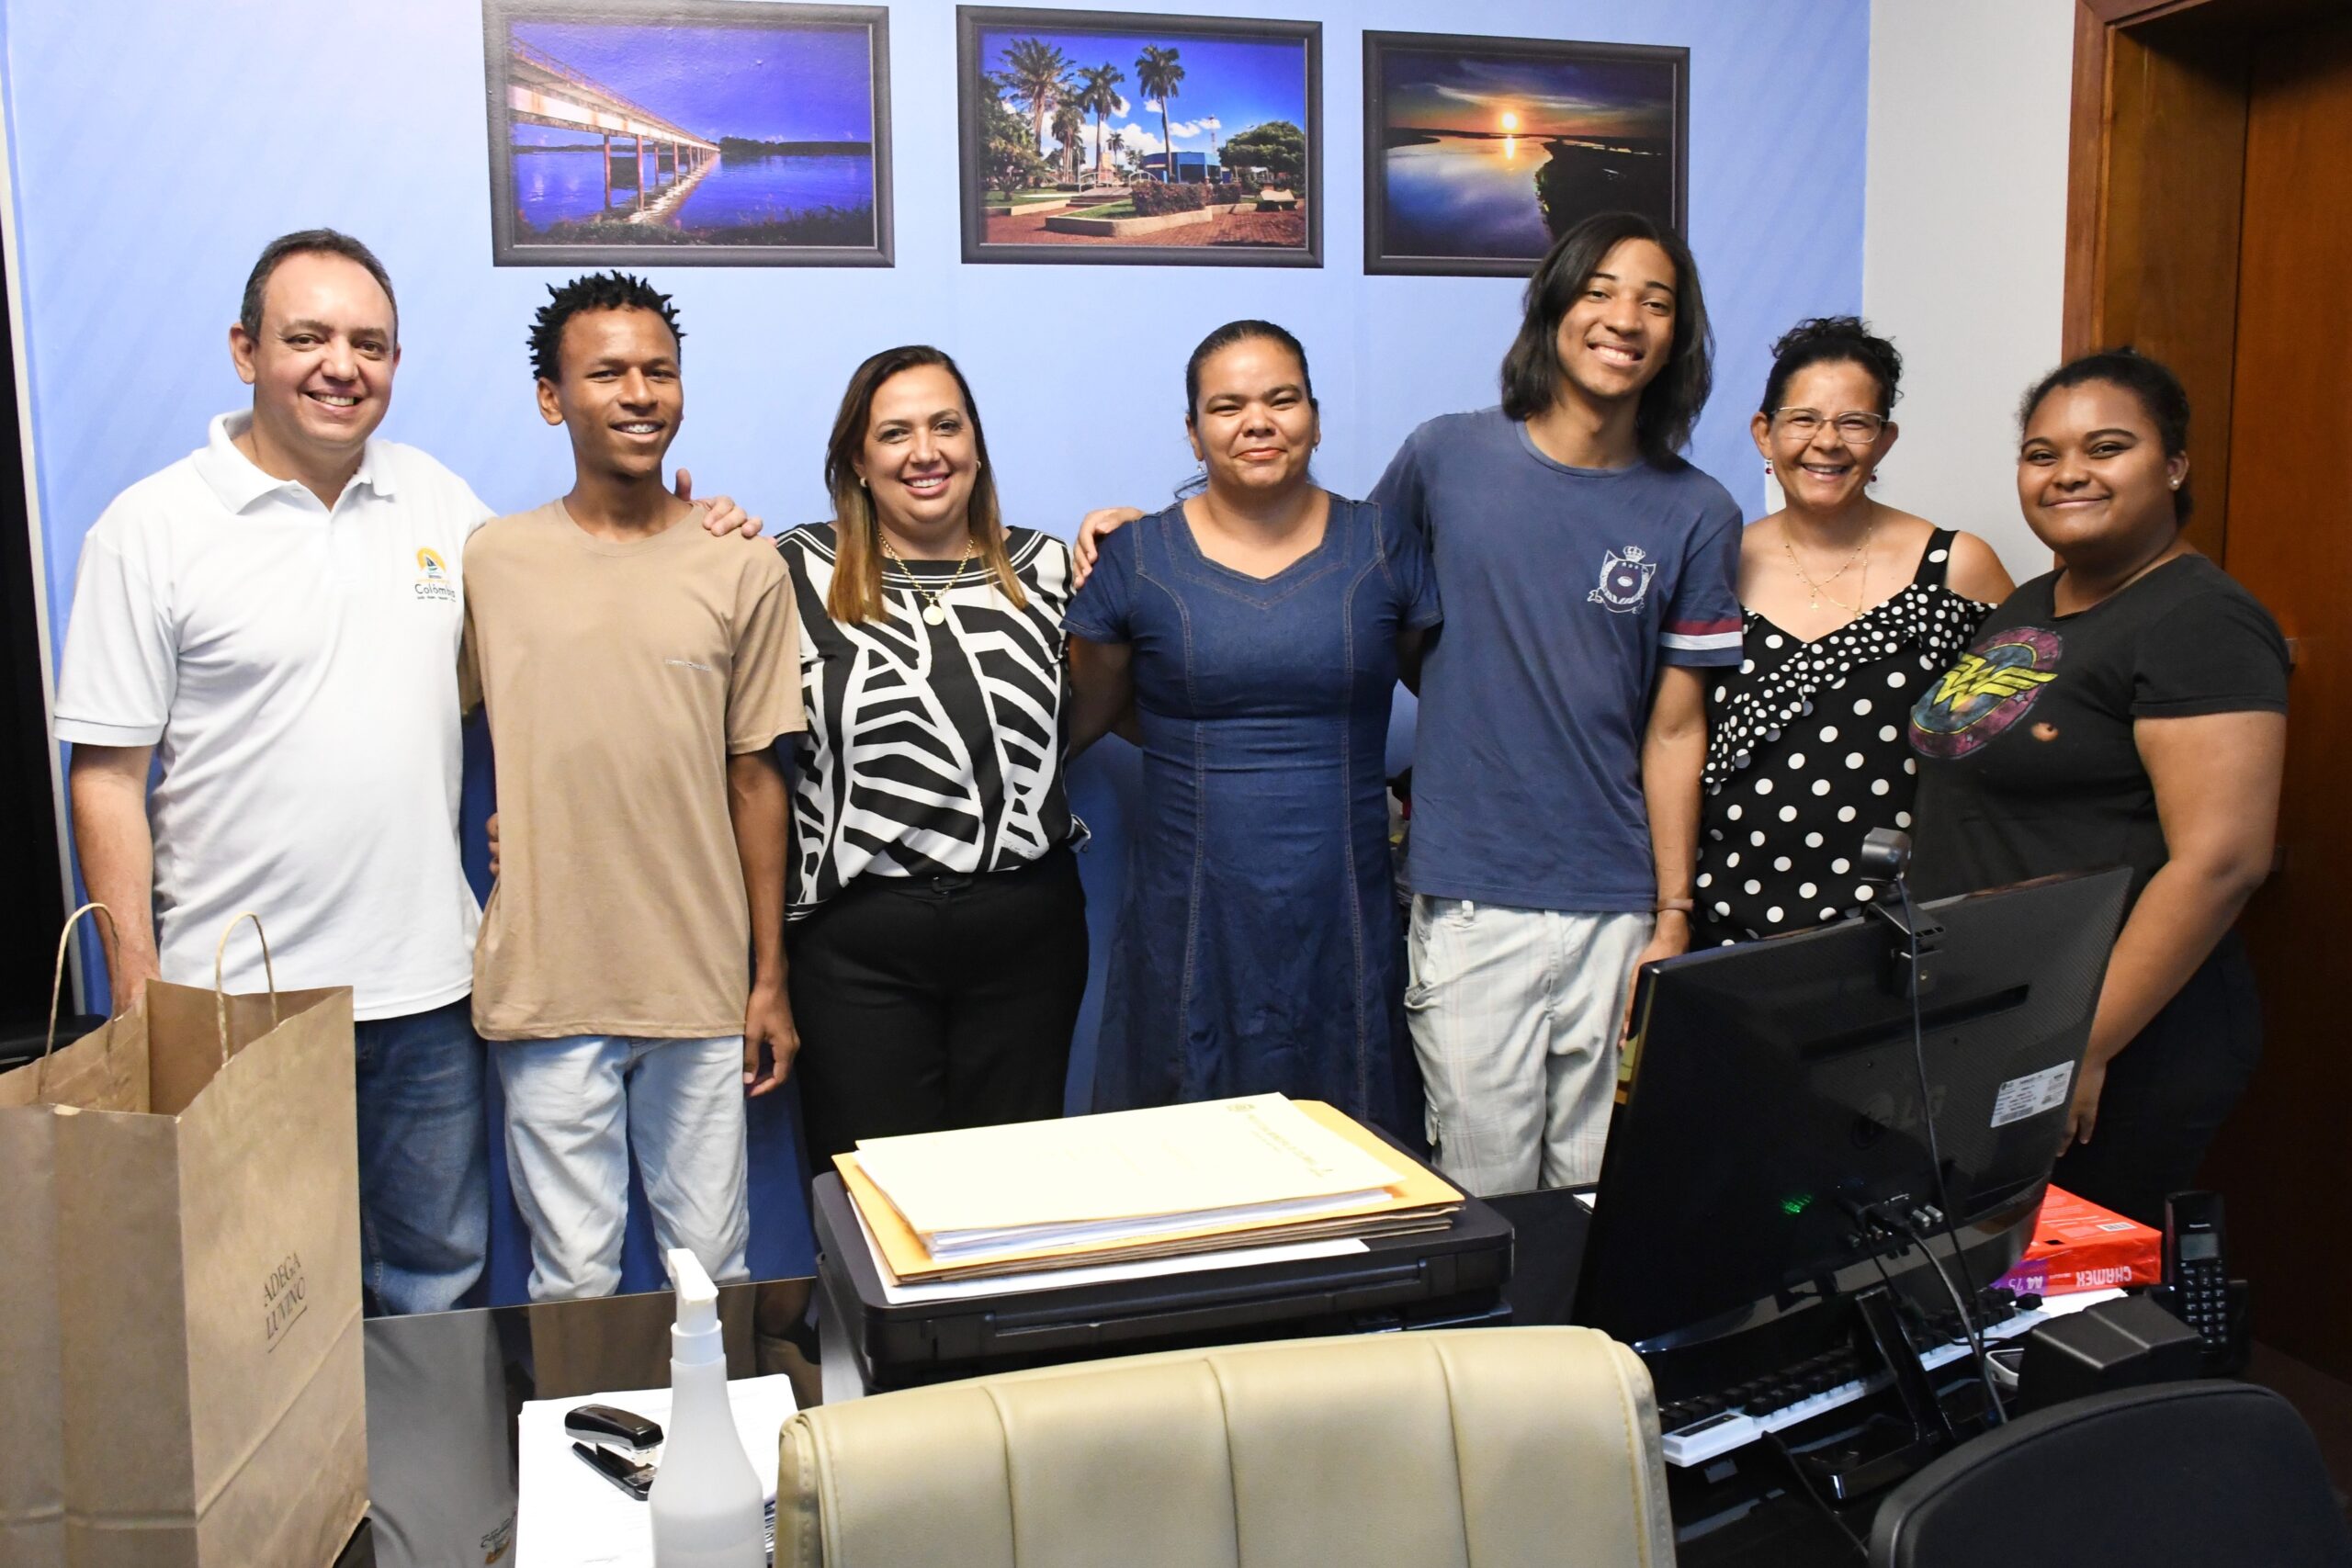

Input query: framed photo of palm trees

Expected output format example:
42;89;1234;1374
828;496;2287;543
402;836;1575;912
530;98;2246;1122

956;6;1321;266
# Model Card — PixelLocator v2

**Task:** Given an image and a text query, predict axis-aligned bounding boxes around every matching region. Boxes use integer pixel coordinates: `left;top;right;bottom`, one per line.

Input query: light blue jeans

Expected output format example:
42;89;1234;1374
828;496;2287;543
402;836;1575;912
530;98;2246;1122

493;1032;750;1303
352;998;491;1315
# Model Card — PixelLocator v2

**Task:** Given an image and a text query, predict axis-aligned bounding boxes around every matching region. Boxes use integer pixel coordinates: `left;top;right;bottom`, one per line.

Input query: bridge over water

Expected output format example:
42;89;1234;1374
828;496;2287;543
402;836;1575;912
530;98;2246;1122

507;39;720;221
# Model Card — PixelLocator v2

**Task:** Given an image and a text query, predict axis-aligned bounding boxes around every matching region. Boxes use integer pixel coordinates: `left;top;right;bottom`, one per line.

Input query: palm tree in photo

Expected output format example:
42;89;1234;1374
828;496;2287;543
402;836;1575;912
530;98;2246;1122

1078;62;1125;184
1135;44;1184;182
1109;129;1126;185
1001;37;1074;174
1051;101;1085;183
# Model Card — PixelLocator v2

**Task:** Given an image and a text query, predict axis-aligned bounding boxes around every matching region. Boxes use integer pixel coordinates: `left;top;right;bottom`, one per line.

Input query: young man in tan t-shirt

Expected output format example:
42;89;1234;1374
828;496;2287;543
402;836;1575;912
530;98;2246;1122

460;273;799;1302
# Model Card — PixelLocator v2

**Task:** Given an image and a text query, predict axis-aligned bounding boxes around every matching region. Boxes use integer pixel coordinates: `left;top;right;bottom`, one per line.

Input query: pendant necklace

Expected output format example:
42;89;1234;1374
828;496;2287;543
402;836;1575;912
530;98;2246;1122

1783;515;1878;615
882;532;973;626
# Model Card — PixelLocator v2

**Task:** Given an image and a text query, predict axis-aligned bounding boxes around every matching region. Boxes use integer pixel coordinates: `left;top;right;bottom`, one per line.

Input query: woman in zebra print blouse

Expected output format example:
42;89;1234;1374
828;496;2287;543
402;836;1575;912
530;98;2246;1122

775;345;1096;1164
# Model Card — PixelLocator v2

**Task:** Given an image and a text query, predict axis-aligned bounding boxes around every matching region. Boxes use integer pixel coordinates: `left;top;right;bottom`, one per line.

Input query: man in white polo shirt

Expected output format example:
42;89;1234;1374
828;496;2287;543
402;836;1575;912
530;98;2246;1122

50;229;752;1315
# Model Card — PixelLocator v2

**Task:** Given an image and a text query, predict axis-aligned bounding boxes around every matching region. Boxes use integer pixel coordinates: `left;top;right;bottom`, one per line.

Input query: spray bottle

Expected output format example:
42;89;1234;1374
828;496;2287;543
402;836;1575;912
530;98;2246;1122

649;1249;764;1567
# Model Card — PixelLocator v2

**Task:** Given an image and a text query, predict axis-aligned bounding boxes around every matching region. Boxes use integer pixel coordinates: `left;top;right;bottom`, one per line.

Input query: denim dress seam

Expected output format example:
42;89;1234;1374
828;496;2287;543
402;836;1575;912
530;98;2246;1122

1176;553;1348;609
1339;557;1372;1115
1142;536;1209;1095
1166;498;1352;609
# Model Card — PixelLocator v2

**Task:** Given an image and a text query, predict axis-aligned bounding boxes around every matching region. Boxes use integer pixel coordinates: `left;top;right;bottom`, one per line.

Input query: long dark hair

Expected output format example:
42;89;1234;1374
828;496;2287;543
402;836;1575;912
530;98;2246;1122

1500;211;1712;467
2018;347;2193;524
821;344;1023;624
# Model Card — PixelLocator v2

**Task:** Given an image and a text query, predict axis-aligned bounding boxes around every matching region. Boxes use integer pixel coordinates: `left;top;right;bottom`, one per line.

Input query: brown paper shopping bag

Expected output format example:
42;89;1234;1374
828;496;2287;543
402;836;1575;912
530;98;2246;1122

0;908;368;1568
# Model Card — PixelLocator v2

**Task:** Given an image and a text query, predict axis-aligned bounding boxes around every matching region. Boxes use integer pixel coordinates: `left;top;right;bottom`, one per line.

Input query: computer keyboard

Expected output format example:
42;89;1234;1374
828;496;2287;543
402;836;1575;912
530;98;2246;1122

1655;1285;2126;1467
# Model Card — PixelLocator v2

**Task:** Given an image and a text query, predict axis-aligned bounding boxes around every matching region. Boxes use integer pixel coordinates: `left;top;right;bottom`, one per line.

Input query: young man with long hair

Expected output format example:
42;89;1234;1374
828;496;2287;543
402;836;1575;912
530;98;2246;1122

1369;213;1744;1195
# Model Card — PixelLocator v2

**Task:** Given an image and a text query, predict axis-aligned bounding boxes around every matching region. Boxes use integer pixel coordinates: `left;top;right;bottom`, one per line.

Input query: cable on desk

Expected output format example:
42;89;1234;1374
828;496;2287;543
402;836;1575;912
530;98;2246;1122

1894;879;2007;1427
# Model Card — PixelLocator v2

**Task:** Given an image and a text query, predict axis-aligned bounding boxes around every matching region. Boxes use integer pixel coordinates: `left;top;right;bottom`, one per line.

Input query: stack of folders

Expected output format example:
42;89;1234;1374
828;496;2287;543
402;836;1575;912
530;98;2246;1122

836;1095;1463;1284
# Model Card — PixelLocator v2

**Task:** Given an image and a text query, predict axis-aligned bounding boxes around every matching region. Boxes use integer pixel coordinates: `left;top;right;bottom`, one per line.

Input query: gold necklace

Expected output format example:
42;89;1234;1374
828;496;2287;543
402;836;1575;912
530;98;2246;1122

1782;516;1878;614
1808;548;1872;615
880;531;974;626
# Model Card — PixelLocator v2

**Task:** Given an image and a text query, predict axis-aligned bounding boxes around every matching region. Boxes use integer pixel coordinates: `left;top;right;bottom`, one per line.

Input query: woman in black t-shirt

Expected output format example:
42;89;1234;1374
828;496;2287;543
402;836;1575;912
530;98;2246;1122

1907;350;2289;1224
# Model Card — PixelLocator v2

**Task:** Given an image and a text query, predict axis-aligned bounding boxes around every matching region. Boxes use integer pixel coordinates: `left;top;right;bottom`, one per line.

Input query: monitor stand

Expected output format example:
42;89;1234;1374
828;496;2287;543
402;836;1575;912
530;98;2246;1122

1780;1283;1962;1502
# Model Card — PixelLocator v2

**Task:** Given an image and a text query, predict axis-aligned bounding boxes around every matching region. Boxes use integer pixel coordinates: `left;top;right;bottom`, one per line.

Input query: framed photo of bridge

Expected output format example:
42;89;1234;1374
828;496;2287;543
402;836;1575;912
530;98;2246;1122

482;0;892;267
1362;31;1686;278
955;7;1322;267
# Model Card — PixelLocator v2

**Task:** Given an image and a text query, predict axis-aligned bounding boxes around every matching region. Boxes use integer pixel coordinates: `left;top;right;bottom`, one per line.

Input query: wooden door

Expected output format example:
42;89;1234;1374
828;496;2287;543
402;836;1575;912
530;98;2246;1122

2195;14;2352;1380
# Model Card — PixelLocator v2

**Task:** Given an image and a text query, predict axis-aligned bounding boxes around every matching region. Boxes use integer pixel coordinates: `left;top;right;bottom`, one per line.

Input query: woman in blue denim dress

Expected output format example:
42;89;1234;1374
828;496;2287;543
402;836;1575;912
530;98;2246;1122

1065;321;1441;1137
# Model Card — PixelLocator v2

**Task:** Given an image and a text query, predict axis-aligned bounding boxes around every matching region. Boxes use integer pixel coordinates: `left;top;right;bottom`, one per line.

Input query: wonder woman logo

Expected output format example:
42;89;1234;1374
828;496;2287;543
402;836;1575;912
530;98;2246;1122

1931;654;2055;707
1909;626;2063;760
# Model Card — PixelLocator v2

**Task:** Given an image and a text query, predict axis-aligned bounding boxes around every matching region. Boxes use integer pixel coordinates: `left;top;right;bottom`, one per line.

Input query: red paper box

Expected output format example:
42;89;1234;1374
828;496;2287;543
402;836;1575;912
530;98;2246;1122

1996;1185;2163;1296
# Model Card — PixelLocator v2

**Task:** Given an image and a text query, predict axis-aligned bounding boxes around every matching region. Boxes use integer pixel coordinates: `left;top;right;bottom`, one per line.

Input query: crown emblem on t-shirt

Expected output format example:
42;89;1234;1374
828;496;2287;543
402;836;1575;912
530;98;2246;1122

1589;544;1657;614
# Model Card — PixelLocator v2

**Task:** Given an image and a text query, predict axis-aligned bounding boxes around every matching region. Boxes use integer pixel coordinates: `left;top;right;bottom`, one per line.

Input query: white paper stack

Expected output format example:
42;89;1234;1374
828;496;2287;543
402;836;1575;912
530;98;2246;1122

839;1094;1464;1282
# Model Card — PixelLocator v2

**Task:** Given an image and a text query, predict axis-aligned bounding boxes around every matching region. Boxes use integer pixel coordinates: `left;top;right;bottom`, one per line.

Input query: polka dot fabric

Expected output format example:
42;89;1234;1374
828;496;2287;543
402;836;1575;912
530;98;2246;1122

1695;530;1988;945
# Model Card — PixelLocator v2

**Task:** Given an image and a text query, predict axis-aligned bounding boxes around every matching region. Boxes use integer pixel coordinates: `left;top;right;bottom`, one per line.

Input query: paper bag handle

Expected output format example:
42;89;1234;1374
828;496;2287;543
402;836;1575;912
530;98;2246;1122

43;902;121;1081
212;911;281;1066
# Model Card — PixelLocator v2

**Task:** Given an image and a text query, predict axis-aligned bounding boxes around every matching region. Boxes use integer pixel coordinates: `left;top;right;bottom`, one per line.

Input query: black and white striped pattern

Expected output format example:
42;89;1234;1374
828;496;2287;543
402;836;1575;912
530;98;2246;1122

776;524;1078;919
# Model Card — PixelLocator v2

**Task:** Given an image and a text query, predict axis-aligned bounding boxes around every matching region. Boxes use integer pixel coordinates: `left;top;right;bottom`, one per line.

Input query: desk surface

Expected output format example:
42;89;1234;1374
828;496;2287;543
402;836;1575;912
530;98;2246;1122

346;1190;1868;1568
346;1276;815;1568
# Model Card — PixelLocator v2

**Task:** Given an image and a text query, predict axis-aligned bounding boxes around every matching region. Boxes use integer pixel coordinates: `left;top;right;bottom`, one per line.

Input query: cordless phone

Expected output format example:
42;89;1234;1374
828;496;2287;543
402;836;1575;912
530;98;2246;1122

2162;1190;2231;1360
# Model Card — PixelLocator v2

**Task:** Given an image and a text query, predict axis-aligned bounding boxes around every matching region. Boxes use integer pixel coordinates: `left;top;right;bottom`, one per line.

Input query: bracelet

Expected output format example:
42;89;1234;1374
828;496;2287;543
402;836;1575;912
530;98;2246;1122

1655;897;1696;915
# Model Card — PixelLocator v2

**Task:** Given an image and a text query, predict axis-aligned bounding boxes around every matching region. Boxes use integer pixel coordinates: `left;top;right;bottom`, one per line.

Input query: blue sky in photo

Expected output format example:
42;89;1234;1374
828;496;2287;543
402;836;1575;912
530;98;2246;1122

976;25;1307;158
507;18;873;144
1381;49;1674;139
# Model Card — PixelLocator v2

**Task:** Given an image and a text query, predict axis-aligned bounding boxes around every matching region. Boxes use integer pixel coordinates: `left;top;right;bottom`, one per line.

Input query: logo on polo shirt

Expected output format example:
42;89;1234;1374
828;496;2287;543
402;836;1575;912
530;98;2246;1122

413;547;457;604
1588;544;1656;614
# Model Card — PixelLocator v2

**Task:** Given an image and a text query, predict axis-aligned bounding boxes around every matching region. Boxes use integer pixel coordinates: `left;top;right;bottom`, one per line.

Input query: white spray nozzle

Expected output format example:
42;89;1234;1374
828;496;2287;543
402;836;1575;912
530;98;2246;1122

666;1248;719;1337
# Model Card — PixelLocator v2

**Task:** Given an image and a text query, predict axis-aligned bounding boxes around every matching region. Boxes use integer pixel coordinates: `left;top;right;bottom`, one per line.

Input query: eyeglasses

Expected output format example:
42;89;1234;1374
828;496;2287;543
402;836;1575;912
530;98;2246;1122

1771;408;1888;445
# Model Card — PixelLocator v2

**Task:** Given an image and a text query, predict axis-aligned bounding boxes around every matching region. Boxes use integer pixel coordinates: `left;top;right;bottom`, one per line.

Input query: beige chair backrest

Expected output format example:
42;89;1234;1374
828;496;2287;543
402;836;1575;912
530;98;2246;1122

775;1325;1676;1568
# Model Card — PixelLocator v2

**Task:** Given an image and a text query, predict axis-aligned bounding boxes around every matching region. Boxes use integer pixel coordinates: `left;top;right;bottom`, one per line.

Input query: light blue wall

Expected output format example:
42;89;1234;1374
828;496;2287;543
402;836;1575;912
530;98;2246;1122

7;0;1864;1294
10;0;1863;611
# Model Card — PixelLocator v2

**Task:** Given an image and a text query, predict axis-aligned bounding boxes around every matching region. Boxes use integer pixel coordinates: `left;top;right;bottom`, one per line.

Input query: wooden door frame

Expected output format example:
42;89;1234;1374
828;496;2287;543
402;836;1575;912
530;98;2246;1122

2066;0;2338;562
2065;0;2250;562
2066;0;2212;352
2065;0;2332;346
2066;0;2348;1380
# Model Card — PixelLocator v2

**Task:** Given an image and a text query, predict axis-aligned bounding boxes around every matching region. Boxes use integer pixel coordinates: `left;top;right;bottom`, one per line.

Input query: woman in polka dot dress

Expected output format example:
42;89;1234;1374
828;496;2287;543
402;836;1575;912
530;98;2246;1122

1695;319;2014;945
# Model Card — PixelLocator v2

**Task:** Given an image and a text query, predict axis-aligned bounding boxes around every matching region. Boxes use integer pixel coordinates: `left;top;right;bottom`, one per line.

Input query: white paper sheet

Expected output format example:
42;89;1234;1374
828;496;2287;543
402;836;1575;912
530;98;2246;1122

848;1197;1370;1303
515;1373;797;1568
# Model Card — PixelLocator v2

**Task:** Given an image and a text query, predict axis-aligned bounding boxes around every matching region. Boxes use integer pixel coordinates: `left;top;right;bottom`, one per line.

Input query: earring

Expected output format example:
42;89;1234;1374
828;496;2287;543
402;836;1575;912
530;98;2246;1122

1762;461;1774;475
2170;478;2181;489
858;476;868;489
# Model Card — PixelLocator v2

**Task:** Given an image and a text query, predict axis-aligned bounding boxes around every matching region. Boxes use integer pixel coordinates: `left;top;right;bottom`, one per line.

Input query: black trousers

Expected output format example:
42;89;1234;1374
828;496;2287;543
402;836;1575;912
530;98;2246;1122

788;848;1089;1164
2052;930;2263;1226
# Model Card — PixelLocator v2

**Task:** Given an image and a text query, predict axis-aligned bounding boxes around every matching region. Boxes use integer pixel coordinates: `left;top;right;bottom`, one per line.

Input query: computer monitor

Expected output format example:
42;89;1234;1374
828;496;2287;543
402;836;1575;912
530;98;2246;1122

1572;866;2132;1392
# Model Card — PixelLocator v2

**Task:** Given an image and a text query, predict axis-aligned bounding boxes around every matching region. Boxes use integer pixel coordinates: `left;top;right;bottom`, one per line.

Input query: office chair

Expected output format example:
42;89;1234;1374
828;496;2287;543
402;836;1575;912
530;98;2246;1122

1870;1380;2352;1568
775;1326;1675;1567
